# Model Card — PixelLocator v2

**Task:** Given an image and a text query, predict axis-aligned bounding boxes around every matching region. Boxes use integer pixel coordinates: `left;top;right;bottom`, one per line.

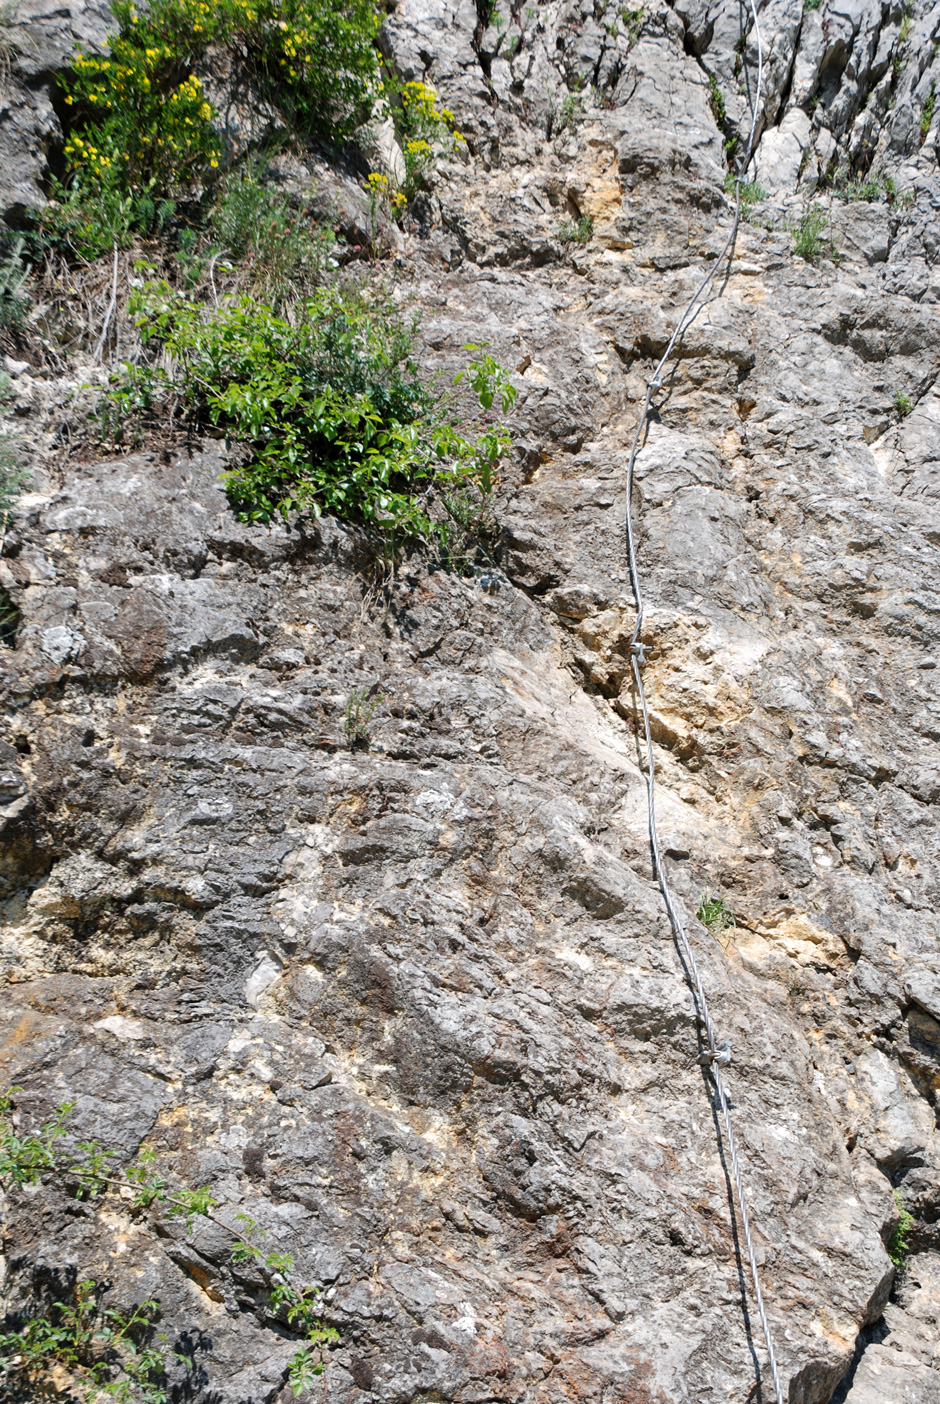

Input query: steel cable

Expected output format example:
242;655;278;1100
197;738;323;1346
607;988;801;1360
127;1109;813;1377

621;8;785;1403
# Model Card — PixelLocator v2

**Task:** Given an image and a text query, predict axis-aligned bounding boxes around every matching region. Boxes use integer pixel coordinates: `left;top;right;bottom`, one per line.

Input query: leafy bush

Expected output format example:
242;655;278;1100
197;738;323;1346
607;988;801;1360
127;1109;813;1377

899;1;913;45
707;72;726;126
35;182;177;263
0;432;28;647
893;389;913;416
0;1280;167;1404
108;284;515;547
839;168;900;203
0;441;30;522
620;6;645;45
40;0;380;256
888;1188;914;1268
61;36;220;198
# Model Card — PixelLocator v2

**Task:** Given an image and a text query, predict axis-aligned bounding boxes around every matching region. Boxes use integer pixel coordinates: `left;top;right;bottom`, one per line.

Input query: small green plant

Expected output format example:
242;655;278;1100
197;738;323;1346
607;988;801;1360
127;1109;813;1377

920;82;936;142
724;173;767;218
803;0;821;12
707;72;726;126
546;86;581;137
0;439;25;642
209;169;336;306
620;5;644;44
0;442;29;524
344;685;381;746
893;389;913;417
0;441;30;641
0;237;30;330
228;1215;339;1391
697;889;736;940
887;1188;914;1268
558;92;581;131
791;203;837;261
843;170;887;201
392;78;464;199
787;972;806;1000
556;213;594;243
0;586;20;646
899;2;913;45
454;343;519;415
364;170;405;248
0;1089;338;1397
33;182;175;263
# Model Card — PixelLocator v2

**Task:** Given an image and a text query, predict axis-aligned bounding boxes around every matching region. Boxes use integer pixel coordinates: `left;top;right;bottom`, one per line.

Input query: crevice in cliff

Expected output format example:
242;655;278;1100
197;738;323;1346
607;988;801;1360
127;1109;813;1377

829;1315;890;1403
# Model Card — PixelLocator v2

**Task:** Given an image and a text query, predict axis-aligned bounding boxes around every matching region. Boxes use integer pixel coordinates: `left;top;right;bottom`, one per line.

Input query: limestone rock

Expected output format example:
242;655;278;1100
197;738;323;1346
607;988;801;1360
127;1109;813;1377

2;0;940;1401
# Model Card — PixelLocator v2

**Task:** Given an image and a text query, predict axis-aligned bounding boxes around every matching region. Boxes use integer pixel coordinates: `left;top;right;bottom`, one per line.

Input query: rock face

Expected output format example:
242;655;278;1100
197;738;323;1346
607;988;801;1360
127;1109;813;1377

1;1;940;1403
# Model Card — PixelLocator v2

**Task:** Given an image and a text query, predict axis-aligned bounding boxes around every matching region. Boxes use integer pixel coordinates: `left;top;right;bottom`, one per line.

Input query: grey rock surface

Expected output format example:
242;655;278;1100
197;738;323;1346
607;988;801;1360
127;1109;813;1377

2;0;940;1402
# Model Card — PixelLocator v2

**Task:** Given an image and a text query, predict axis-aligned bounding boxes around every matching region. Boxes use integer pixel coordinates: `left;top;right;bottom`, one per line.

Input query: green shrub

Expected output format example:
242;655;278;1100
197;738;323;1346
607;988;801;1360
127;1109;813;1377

557;213;594;243
0;1279;168;1404
35;181;176;263
893;389;913;416
0;432;28;645
60;30;220;198
803;0;821;12
107;284;515;546
0;441;30;523
39;0;380;256
888;1188;914;1268
840;169;904;203
621;6;645;45
547;88;580;136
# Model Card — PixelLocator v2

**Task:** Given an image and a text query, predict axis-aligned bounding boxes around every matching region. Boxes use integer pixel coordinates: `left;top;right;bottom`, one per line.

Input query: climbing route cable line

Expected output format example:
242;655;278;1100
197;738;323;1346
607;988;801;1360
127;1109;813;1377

621;7;786;1403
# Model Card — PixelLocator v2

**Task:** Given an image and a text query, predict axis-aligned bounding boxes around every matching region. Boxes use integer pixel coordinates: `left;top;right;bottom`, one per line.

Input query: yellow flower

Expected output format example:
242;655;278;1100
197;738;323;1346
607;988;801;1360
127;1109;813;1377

210;158;219;167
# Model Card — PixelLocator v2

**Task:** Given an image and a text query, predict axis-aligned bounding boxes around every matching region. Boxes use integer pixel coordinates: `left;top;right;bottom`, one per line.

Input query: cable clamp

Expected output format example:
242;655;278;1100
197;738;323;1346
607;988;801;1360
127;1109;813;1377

699;1042;733;1068
648;376;663;391
631;642;648;666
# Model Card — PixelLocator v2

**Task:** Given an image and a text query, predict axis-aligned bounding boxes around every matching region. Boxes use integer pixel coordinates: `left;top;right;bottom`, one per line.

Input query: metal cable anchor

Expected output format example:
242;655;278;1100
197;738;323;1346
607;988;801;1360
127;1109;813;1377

631;641;648;665
698;1041;733;1068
